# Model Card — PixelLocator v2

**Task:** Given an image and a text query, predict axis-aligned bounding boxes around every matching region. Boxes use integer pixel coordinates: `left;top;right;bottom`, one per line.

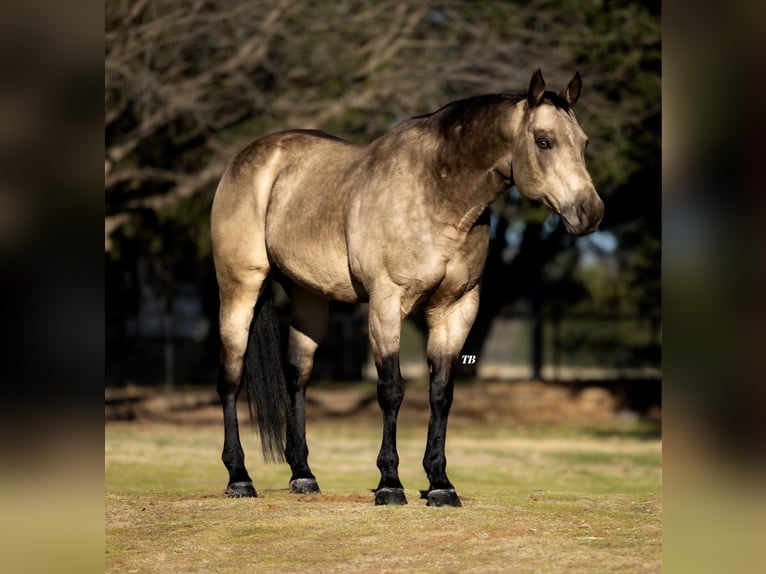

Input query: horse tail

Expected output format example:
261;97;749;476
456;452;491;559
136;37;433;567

243;283;290;463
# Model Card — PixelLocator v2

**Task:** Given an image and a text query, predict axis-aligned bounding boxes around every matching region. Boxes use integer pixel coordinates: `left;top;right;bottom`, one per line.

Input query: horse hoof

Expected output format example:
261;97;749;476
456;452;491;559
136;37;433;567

290;478;321;494
375;487;408;505
426;489;461;507
226;481;257;498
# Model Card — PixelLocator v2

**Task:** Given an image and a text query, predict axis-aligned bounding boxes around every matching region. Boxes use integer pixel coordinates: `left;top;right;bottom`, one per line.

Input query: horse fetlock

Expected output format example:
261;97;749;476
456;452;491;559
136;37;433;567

221;447;246;469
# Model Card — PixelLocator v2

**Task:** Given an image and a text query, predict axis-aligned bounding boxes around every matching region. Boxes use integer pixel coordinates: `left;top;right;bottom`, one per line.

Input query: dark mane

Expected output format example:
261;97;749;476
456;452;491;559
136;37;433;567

411;89;571;124
411;93;525;121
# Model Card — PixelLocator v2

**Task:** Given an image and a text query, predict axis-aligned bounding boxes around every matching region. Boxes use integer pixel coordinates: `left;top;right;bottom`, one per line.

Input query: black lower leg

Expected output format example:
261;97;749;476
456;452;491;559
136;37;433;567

375;355;407;505
423;356;461;506
217;366;256;497
285;365;320;494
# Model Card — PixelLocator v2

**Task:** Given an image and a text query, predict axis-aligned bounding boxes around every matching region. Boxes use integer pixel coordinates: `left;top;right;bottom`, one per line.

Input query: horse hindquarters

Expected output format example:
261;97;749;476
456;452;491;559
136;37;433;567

211;148;287;496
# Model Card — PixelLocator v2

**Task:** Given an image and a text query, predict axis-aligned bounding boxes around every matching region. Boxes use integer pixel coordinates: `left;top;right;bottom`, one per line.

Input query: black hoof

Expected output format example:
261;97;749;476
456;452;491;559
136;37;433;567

426;489;461;507
290;478;321;494
375;487;408;505
226;481;257;498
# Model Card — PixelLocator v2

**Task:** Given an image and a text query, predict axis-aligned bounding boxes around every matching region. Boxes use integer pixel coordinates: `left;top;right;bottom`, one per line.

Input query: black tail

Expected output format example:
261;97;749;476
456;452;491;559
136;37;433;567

243;284;290;463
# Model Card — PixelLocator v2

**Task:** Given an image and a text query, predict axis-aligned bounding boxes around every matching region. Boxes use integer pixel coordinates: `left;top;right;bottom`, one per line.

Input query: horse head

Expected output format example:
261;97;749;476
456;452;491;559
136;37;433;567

510;69;604;235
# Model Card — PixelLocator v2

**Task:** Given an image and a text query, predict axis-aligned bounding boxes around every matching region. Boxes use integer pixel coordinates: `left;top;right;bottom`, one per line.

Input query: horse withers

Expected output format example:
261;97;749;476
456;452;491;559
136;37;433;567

210;69;603;506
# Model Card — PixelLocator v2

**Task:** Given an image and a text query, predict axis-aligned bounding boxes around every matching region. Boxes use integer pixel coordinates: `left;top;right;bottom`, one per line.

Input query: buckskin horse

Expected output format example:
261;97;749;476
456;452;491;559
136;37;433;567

210;69;603;506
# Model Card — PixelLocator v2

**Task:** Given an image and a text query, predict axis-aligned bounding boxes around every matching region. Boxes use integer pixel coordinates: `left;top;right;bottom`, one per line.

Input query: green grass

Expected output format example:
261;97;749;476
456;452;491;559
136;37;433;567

106;418;661;573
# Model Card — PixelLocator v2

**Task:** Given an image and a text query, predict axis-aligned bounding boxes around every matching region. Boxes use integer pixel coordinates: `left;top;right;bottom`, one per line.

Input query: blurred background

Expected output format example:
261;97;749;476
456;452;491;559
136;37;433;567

105;0;660;412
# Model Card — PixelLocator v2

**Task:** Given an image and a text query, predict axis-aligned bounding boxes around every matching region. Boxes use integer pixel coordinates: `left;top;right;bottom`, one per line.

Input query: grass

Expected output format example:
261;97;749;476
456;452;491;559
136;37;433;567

106;416;661;573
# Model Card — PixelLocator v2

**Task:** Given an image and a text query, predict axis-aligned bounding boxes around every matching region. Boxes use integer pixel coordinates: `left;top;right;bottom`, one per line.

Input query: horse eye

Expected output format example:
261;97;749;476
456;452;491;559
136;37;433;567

535;138;550;149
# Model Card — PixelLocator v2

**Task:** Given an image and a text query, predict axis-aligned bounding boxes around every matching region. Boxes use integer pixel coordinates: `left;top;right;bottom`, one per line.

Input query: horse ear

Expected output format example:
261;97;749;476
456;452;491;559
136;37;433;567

527;68;545;108
559;71;582;107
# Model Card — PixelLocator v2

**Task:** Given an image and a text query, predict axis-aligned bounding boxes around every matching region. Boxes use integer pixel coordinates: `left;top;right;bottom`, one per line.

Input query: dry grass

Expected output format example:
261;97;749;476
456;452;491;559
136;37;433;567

106;401;661;573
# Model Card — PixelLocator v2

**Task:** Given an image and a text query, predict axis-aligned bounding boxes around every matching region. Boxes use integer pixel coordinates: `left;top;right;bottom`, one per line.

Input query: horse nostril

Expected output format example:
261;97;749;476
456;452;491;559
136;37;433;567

593;195;604;220
573;191;604;233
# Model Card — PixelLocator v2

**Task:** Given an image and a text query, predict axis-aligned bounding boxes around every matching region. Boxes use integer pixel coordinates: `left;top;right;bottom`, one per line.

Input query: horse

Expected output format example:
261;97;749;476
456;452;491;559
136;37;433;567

210;69;603;507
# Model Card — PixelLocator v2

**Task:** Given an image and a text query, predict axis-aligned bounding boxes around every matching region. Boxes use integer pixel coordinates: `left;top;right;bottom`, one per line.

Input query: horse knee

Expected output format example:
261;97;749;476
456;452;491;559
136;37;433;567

378;383;404;412
376;356;404;406
377;378;404;411
430;377;453;402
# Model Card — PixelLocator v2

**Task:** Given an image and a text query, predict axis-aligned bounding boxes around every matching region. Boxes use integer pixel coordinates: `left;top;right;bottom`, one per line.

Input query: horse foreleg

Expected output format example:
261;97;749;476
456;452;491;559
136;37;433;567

423;287;480;507
285;288;328;494
369;291;407;505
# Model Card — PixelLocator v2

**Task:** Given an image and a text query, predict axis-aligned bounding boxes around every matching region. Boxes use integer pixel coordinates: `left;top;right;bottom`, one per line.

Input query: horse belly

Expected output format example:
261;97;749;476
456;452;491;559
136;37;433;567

274;241;360;302
266;207;361;302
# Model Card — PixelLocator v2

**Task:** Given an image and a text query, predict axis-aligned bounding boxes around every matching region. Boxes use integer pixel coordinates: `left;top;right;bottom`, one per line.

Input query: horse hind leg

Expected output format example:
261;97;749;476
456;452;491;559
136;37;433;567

422;287;481;507
217;271;268;497
284;287;328;495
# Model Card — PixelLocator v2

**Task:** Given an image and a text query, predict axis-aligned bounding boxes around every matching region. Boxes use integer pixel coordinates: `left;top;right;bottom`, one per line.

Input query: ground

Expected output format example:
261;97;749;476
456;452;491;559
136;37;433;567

105;380;661;573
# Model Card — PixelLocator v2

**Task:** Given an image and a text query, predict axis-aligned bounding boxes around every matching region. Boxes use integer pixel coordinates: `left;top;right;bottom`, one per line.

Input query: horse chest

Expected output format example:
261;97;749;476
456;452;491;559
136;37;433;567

347;215;489;312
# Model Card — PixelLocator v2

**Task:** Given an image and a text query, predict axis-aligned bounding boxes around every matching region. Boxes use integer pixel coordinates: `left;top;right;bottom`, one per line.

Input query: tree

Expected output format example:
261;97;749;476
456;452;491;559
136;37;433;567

107;1;644;241
106;0;660;382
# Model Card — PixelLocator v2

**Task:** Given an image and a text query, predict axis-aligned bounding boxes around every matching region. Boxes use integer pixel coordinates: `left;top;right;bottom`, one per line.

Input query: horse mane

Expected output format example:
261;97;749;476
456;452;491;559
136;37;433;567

411;89;571;127
410;93;525;121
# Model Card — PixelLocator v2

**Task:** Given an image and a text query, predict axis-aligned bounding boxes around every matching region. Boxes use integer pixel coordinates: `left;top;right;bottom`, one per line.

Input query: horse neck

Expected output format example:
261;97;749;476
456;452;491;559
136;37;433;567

427;97;519;230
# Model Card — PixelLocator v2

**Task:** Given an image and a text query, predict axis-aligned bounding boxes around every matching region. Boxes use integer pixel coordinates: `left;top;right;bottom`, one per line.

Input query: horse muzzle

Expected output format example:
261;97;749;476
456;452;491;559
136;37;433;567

560;190;604;236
